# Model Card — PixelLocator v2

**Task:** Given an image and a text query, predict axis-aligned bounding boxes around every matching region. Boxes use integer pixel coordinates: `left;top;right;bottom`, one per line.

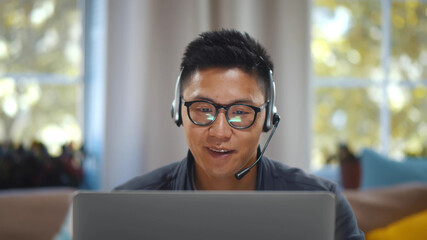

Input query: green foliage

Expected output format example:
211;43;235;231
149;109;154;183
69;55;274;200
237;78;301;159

0;0;82;75
0;0;82;156
312;0;427;167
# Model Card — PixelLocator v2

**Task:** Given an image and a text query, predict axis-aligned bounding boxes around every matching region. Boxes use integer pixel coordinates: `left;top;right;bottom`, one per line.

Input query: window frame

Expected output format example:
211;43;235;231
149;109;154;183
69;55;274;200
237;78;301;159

310;0;427;167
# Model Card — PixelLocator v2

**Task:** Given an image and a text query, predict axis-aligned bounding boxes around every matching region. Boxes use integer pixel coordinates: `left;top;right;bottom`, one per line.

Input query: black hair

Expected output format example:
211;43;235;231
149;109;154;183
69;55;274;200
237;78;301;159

180;29;274;97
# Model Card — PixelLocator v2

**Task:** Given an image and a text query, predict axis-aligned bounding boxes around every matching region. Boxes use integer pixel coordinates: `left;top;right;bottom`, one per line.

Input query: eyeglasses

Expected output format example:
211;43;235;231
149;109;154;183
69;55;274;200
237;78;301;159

182;98;267;129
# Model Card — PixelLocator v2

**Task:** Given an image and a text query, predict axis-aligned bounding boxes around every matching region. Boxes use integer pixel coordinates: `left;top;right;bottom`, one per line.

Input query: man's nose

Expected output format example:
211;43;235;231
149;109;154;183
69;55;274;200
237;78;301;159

209;109;232;139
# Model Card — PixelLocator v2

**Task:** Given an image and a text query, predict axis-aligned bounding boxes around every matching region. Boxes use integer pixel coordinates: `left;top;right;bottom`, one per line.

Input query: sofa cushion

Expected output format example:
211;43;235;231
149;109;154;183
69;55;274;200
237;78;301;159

366;208;427;240
360;149;427;189
0;188;74;240
344;183;427;233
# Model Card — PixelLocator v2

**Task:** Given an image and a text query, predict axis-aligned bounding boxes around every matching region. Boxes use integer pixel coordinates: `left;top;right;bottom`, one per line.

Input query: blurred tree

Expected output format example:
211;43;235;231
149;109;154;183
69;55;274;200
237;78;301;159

0;0;82;156
0;0;81;75
311;0;427;167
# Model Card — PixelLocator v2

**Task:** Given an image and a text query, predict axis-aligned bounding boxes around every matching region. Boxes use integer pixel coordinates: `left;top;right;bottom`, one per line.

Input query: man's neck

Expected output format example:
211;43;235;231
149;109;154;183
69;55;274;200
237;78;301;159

194;165;258;191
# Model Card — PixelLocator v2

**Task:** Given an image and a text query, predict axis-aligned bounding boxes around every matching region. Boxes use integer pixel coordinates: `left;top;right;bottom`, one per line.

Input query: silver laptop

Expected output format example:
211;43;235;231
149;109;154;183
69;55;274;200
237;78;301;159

73;191;335;240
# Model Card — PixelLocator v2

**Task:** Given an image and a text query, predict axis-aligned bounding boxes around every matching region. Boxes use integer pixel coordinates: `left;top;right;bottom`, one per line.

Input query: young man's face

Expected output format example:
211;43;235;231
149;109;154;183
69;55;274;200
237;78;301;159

181;67;266;181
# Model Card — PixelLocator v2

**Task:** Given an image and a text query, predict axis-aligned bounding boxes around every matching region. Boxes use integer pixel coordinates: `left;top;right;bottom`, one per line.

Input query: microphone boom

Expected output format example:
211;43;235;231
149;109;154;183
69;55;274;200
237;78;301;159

235;115;280;180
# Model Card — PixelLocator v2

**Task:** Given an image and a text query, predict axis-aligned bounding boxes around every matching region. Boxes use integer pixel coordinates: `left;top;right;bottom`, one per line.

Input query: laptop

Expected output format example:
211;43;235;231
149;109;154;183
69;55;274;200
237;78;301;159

73;191;335;240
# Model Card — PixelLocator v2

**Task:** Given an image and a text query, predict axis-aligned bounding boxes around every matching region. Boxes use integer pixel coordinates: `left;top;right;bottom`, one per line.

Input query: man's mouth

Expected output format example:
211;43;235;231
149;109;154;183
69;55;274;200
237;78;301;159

208;147;233;153
206;147;235;158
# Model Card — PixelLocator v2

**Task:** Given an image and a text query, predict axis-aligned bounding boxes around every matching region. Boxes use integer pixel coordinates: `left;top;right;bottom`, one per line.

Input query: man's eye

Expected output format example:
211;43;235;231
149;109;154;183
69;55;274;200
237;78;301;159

233;110;249;115
197;108;212;112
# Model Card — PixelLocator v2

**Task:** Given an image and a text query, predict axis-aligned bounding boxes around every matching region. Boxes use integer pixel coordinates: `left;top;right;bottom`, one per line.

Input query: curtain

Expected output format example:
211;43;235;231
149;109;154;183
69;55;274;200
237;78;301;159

101;0;310;190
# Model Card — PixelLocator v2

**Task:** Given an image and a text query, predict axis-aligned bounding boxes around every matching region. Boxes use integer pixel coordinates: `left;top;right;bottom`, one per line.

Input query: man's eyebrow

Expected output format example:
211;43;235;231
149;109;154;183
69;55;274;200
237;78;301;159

193;96;256;105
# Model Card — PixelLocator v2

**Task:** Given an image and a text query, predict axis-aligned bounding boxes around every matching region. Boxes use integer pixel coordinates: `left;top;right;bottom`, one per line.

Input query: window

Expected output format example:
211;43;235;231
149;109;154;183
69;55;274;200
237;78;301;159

0;0;83;156
311;0;427;168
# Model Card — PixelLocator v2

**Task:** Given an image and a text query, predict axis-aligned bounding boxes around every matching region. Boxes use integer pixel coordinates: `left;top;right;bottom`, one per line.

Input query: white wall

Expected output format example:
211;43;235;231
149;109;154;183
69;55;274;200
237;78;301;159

101;0;310;190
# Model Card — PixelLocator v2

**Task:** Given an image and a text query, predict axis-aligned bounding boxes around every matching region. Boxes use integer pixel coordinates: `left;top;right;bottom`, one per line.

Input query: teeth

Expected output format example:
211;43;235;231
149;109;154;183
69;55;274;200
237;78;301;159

209;148;230;153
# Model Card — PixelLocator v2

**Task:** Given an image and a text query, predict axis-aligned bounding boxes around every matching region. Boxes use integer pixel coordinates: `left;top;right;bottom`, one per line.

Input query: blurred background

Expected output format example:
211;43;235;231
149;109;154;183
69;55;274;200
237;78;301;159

1;1;427;239
0;0;426;190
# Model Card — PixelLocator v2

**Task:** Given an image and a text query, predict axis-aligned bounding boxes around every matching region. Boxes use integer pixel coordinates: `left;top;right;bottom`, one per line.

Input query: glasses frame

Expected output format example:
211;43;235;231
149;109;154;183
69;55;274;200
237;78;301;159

182;98;268;129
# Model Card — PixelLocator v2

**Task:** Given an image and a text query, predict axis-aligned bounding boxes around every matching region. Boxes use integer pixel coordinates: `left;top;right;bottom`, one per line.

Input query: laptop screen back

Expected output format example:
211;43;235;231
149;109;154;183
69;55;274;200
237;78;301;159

73;191;335;240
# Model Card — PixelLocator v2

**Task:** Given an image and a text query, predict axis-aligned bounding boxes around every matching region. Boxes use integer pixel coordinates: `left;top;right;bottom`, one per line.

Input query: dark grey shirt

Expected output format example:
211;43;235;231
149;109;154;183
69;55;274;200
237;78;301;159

115;150;365;240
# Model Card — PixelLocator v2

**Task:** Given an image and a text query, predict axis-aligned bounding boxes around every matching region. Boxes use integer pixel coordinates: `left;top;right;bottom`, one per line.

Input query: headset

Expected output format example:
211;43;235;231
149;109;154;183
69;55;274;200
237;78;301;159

171;63;278;132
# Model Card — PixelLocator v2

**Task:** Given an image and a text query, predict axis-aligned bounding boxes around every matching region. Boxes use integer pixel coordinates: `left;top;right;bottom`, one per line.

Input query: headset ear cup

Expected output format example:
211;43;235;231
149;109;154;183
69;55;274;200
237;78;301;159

263;123;269;132
263;103;278;132
263;67;276;132
263;104;271;132
172;68;184;127
171;101;176;124
171;98;182;127
273;113;280;125
176;98;182;126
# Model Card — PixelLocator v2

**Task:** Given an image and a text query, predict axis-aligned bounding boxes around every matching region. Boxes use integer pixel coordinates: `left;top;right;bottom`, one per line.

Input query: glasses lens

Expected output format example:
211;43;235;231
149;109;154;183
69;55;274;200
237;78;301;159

228;105;256;128
188;102;216;125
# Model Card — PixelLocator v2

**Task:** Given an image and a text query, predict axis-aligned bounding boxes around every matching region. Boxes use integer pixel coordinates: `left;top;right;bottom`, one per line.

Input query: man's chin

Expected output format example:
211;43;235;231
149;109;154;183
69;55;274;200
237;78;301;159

204;167;241;180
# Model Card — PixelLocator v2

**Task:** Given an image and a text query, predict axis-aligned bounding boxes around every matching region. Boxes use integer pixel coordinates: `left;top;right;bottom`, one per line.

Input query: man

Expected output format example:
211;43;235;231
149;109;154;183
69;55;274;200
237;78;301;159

116;29;364;240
